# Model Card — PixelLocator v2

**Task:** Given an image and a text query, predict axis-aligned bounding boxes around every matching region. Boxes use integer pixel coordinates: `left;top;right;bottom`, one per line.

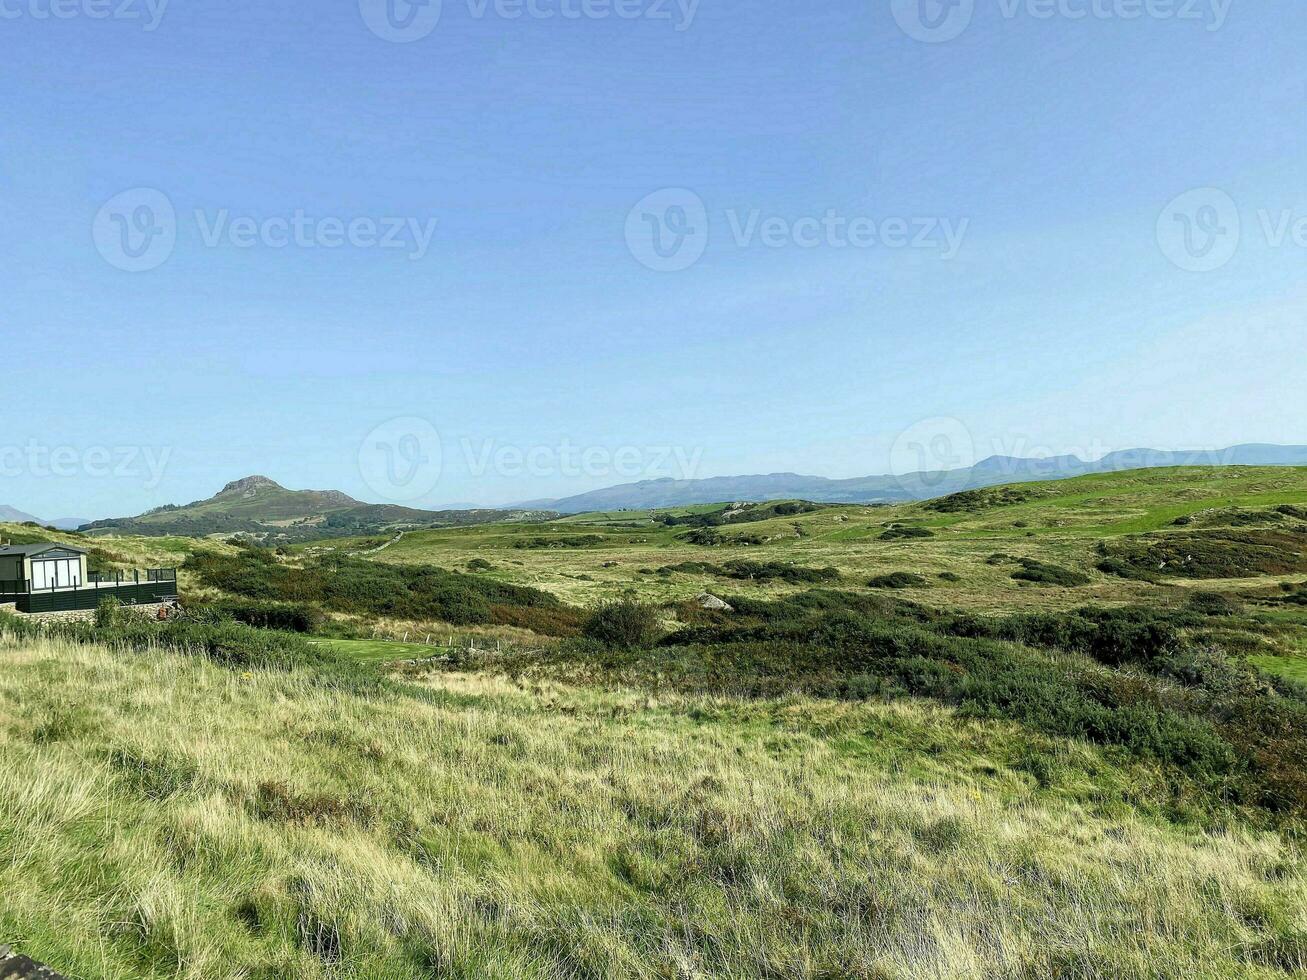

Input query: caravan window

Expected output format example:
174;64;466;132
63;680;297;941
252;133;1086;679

31;558;81;590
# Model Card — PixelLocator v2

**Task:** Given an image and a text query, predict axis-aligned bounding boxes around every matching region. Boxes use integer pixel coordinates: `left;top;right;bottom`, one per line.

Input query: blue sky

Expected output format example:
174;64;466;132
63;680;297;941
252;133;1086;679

2;0;1305;518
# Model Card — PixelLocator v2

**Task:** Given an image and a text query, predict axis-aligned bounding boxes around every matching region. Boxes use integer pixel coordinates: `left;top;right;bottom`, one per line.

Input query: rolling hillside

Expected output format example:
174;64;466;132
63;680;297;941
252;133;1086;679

525;444;1307;512
81;476;556;542
333;466;1307;639
3;465;1307;977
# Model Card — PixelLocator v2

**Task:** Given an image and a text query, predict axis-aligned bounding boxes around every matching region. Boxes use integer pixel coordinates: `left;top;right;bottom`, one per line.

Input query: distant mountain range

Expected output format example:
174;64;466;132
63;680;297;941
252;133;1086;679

6;445;1306;535
0;505;91;531
77;476;556;541
522;444;1307;513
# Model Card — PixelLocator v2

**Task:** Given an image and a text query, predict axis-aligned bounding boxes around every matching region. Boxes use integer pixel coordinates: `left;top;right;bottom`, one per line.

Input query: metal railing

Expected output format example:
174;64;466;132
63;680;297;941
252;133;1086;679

16;568;178;595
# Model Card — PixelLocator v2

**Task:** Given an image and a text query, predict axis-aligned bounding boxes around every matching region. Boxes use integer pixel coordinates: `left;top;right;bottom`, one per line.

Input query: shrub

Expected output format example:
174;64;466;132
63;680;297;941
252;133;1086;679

926;486;1035;513
1011;559;1091;587
489;604;585;636
187;550;578;636
657;560;837;583
680;528;768;547
720;561;840;584
94;596;122;629
583;597;659;649
1095;557;1161;582
656;501;820;528
680;528;721;546
1098;528;1307;580
868;572;928;589
772;501;817;516
203;599;326;634
1188;592;1241;616
880;526;935;541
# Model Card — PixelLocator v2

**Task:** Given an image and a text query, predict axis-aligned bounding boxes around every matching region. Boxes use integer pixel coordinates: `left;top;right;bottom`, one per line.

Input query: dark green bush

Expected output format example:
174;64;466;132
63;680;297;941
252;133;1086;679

1095;556;1161;582
489;604;585;635
95;596;122;630
868;572;928;589
680;528;769;547
656;560;837;583
656;501;820;528
583;597;659;649
1011;559;1091;587
187;550;577;636
720;561;839;584
1188;592;1241;616
1099;528;1307;580
926;486;1034;513
880;526;935;541
202;599;326;634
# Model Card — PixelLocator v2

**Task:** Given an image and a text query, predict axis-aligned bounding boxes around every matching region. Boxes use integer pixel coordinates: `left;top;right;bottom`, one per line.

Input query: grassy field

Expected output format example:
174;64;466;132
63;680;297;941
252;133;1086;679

2;634;1304;979
1251;653;1307;684
4;466;1307;977
319;466;1307;614
280;468;1307;691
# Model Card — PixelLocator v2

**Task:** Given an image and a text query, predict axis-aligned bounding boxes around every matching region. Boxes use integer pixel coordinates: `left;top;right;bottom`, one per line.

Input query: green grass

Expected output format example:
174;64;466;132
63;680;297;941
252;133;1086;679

1250;655;1307;684
5;467;1307;977
1248;631;1307;686
294;466;1307;616
3;634;1305;978
309;638;448;663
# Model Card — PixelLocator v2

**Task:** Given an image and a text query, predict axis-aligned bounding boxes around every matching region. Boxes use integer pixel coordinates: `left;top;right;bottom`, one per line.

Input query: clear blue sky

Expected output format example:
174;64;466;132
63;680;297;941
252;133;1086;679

2;0;1305;518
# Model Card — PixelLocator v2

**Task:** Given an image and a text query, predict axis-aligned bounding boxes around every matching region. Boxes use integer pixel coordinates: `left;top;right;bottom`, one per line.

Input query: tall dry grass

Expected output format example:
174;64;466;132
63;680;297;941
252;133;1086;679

0;633;1302;979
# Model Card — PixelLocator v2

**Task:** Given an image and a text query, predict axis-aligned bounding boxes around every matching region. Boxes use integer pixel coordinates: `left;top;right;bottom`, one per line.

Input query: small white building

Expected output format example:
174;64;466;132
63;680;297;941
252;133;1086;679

0;542;88;591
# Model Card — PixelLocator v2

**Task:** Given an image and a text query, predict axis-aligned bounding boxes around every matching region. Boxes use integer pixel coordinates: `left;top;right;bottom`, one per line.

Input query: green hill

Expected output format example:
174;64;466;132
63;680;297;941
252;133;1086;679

328;466;1307;609
3;466;1307;976
81;476;556;542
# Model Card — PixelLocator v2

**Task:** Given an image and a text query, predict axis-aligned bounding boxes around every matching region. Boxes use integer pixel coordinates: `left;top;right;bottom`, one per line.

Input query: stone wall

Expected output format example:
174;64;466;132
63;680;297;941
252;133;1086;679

14;602;177;625
0;945;67;979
